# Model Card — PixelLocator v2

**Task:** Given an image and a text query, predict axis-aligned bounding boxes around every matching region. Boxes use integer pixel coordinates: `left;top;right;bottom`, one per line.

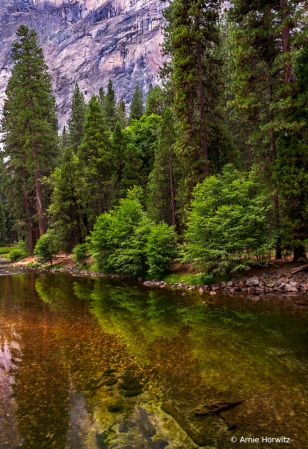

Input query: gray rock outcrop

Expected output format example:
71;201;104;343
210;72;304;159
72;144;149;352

0;0;167;127
246;275;259;287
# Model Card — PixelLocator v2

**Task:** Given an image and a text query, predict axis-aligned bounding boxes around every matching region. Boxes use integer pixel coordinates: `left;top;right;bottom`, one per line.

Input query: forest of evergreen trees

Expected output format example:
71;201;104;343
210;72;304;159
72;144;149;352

1;0;308;277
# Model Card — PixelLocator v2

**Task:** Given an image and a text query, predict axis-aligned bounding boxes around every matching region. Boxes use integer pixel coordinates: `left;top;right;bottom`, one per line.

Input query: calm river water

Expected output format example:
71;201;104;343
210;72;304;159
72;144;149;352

0;268;307;448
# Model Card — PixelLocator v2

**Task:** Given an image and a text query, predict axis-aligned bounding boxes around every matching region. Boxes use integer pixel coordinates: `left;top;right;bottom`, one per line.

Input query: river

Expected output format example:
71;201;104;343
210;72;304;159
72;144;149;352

0;267;307;448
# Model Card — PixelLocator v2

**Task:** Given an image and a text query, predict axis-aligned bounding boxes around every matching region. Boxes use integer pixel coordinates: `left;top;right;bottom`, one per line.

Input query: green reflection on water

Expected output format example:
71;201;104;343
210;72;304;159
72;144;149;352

0;272;307;448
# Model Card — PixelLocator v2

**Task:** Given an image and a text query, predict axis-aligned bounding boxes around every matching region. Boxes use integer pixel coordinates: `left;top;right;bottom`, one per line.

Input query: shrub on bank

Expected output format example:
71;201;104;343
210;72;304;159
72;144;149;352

8;239;30;261
34;231;59;266
89;187;177;276
72;243;88;263
182;165;277;275
8;248;27;262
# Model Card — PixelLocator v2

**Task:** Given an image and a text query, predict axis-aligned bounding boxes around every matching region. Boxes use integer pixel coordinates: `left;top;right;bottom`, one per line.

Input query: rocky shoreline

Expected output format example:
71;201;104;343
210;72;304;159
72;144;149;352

10;263;308;296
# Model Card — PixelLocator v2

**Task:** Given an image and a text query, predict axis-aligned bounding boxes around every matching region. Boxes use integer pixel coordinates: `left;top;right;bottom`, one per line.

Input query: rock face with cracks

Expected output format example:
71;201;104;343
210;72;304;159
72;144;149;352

0;0;167;127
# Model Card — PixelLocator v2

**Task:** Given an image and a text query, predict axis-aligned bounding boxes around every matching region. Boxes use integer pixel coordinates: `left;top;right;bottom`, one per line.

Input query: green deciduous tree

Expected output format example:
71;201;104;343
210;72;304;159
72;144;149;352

124;114;162;176
182;165;277;274
89;187;177;276
34;230;59;266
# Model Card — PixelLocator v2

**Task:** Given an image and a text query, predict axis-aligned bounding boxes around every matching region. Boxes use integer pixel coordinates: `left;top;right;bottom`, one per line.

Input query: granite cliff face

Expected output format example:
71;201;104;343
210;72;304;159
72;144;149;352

0;0;167;127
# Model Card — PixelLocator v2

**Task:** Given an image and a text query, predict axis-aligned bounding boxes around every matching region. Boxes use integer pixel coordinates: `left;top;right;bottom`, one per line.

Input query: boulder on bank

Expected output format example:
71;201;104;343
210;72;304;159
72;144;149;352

246;275;259;287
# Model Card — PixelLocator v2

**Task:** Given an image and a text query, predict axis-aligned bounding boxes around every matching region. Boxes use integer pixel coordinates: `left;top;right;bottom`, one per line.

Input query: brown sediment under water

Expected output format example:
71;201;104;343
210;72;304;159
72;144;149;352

0;269;308;448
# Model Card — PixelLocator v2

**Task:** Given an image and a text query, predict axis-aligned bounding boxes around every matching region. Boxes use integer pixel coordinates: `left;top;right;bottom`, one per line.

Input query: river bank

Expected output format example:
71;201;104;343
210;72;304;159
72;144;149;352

8;260;308;303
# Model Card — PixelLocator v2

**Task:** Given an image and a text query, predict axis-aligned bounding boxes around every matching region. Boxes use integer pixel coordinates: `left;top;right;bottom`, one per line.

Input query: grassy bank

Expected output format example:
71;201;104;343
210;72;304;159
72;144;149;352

0;247;11;255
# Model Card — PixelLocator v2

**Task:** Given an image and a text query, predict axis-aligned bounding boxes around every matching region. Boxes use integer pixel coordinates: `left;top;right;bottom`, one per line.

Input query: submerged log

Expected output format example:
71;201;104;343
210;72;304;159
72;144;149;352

195;400;243;415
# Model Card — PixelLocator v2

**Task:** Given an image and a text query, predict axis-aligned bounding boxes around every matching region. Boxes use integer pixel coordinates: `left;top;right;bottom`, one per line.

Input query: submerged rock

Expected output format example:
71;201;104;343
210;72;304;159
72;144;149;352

103;378;118;386
124;389;143;397
136;406;156;437
152;440;169;449
108;404;123;413
161;403;205;447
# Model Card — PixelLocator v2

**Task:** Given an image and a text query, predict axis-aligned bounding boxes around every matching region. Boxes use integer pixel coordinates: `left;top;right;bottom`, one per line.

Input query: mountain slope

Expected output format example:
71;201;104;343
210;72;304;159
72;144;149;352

0;0;166;126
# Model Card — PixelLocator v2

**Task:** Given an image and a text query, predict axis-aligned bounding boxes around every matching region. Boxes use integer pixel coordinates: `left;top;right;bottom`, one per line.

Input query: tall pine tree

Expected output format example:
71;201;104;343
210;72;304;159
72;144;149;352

103;80;118;131
49;147;89;251
146;84;165;116
111;122;128;203
148;108;179;230
161;0;222;180
1;25;58;255
228;0;308;261
129;82;145;123
99;86;105;109
116;97;127;129
68;83;87;153
80;95;111;213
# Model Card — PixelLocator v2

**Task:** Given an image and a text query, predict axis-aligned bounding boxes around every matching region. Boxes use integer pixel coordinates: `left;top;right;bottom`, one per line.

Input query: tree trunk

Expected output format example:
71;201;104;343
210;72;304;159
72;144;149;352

35;175;46;236
196;15;209;177
21;165;34;256
268;82;281;259
280;0;293;83
97;161;103;214
293;245;306;263
280;1;300;261
32;147;46;237
27;66;46;238
169;152;178;232
72;205;78;247
273;193;282;259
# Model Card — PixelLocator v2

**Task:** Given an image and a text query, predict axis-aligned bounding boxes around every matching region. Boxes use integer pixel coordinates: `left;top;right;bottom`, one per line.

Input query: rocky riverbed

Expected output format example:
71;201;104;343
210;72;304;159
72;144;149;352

10;263;308;298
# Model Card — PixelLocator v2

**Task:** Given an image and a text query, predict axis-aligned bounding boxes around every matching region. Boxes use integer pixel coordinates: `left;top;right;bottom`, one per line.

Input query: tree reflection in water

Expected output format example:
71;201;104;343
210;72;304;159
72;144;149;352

0;272;307;448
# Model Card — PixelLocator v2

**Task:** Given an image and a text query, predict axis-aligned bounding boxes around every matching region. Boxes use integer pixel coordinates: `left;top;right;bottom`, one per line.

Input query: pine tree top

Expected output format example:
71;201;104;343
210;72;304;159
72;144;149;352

129;82;145;124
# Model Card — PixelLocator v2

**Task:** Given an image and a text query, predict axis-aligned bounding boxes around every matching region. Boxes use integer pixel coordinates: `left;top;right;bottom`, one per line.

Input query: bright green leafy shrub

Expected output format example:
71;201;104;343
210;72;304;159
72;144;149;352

34;231;59;266
72;243;88;263
8;239;30;261
8;248;27;262
13;239;30;255
182;165;277;275
89;187;177;276
146;222;178;276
